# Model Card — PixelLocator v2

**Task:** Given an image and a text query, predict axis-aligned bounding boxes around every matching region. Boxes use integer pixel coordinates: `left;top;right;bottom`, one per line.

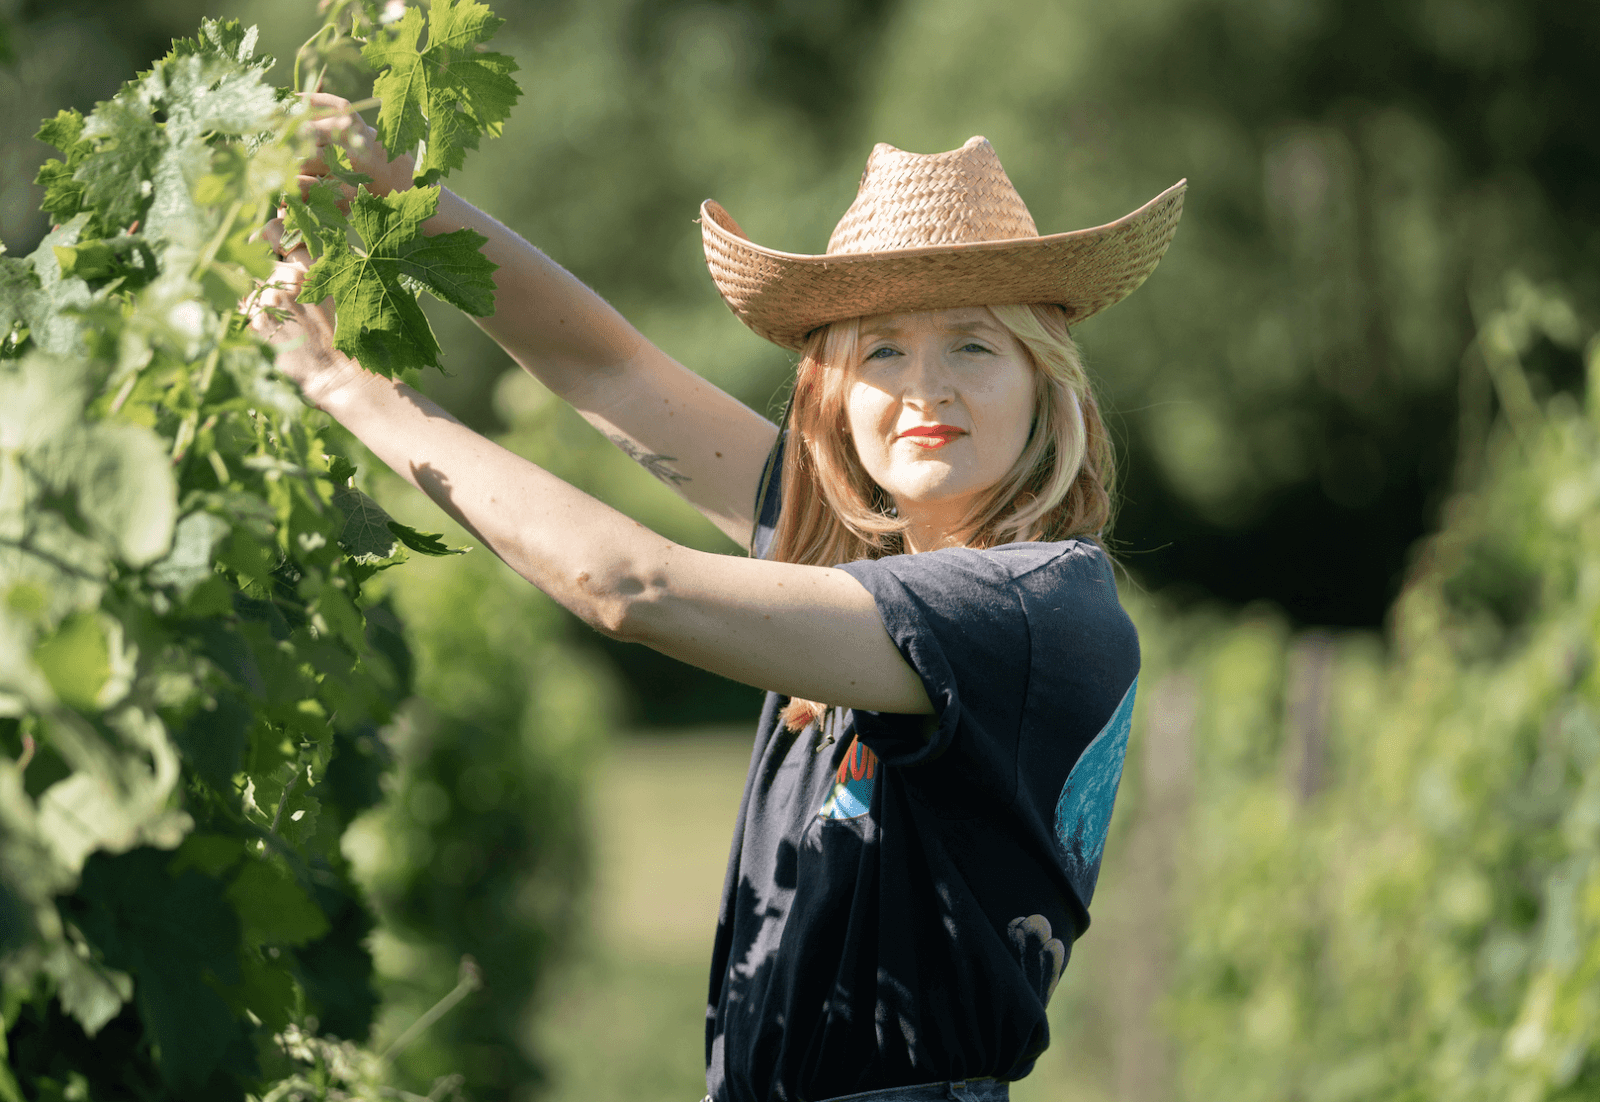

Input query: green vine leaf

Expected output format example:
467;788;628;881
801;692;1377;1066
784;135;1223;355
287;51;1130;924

3;5;513;1094
362;0;521;186
333;485;401;562
298;185;496;377
226;857;330;948
281;179;350;260
389;520;466;556
71;849;247;1095
170;17;267;67
33;110;91;231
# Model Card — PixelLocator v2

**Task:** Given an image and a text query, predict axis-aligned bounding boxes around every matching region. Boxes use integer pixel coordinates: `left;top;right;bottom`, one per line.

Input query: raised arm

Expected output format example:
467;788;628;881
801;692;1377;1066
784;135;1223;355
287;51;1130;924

248;228;928;716
302;94;779;547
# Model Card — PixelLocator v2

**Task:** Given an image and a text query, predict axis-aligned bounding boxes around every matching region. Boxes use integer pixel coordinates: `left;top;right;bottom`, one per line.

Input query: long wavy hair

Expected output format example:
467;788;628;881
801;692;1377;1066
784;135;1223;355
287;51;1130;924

770;303;1116;730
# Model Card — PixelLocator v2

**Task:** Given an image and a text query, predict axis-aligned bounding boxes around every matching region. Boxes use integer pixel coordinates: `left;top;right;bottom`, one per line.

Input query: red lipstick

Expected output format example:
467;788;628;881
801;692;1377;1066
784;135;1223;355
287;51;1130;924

898;424;965;449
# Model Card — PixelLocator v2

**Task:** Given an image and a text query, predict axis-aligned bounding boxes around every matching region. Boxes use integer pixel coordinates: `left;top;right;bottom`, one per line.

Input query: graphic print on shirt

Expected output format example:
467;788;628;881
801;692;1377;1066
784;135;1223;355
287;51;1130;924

1054;676;1137;906
1006;914;1066;1004
818;735;878;820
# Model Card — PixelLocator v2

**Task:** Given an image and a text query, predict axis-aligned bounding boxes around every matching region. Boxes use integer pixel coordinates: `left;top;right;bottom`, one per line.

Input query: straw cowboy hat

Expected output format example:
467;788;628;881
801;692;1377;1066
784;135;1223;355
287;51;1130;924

701;136;1186;350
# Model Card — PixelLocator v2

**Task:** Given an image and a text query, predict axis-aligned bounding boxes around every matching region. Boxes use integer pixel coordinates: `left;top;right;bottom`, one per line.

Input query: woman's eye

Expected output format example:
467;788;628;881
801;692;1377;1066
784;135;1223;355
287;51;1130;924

960;342;992;354
864;346;899;361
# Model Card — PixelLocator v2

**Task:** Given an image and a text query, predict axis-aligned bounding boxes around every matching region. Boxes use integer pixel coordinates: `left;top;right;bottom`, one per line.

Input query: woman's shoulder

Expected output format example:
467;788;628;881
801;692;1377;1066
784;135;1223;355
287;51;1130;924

839;537;1121;625
970;535;1111;575
883;536;1113;589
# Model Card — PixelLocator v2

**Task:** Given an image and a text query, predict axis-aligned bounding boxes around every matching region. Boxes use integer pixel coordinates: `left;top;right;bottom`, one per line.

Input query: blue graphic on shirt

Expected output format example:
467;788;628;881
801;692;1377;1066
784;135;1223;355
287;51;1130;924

1054;677;1137;905
819;736;878;820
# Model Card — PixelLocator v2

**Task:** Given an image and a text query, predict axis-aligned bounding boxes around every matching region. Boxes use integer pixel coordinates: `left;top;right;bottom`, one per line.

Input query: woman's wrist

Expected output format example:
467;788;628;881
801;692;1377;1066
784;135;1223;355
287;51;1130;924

307;357;385;416
364;144;418;198
366;156;470;239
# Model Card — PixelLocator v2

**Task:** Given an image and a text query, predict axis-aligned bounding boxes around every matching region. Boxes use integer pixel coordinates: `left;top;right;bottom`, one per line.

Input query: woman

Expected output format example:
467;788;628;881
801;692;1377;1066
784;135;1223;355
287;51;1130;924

253;98;1184;1102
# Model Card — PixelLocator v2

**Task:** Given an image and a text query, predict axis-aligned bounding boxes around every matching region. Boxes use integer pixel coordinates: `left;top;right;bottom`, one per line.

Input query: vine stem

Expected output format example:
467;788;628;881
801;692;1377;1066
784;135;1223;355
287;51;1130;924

269;767;300;833
292;23;340;95
378;957;483;1065
107;373;138;416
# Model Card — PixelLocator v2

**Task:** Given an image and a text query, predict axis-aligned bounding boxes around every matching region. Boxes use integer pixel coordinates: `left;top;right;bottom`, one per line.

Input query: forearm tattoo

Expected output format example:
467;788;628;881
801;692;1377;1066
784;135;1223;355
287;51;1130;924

608;434;691;486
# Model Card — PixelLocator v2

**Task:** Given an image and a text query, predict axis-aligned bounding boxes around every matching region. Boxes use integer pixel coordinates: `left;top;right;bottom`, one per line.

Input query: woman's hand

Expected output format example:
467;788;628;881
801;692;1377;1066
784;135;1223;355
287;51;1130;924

297;91;413;204
245;218;371;409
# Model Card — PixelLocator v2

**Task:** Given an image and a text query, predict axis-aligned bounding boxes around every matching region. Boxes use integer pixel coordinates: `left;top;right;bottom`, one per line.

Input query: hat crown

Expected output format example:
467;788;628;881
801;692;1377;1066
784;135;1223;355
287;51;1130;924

825;136;1040;256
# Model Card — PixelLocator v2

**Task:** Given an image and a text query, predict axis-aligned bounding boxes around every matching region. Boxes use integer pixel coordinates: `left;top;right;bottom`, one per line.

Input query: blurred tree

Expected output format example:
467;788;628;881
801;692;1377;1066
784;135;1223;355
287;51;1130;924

351;519;616;1100
858;0;1598;625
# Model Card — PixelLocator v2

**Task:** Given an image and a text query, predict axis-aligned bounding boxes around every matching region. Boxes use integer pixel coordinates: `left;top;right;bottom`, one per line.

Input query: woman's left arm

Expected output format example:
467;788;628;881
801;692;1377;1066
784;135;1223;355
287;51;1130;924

253;230;931;717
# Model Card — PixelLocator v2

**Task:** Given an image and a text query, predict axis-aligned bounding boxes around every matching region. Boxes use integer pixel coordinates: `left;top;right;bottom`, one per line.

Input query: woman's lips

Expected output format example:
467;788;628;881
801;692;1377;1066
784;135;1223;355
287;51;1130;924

898;425;966;449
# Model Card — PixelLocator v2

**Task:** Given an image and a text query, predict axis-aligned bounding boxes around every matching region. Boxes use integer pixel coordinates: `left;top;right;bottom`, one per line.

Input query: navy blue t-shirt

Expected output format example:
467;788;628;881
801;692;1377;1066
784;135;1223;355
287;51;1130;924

704;434;1140;1102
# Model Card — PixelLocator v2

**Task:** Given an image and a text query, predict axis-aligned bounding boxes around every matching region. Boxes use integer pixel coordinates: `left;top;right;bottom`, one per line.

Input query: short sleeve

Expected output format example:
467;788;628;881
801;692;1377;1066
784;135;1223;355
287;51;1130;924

749;414;790;561
836;544;1076;769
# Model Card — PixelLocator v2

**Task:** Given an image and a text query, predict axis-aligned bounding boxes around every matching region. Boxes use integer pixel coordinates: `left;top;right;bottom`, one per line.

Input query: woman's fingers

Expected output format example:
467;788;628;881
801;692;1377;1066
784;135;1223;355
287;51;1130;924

243;216;322;347
297;91;402;196
259;216;313;269
295;173;357;209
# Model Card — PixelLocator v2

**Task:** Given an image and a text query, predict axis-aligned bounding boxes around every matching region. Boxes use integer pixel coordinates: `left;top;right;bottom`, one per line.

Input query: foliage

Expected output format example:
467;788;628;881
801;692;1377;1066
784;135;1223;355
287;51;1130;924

361;0;521;187
348;498;615;1098
0;5;521;1098
1139;280;1600;1100
296;184;496;377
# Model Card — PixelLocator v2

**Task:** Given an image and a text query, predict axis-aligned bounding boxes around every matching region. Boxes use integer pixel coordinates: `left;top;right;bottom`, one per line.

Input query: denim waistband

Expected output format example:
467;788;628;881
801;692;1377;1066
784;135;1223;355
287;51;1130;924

813;1078;1010;1102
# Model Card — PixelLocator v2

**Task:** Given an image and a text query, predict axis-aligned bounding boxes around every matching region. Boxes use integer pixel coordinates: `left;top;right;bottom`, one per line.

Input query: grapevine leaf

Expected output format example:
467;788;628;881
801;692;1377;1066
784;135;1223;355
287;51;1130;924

298;185;496;376
75;100;162;238
33;110;91;229
35;743;191;875
226;858;330;947
172;690;251;792
34;421;178;567
388;520;466;556
0;513;110;629
0;352;88;464
31;614;110;712
19;220;93;357
0;611;52;716
326;453;359;484
0;254;41;354
292;893;379;1039
149;511;230;595
70;849;248;1095
52;235;157;286
332;486;401;561
229;950;296;1033
36;110;86;153
169;18;268;70
281;180;349;260
169;833;246;878
362;0;522;185
44;944;134;1038
278;786;322;848
322;142;374;191
141;51;279;243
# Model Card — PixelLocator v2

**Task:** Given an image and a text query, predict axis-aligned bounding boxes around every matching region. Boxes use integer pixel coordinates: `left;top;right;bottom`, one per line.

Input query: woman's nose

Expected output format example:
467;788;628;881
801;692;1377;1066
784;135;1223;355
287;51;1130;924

899;350;954;407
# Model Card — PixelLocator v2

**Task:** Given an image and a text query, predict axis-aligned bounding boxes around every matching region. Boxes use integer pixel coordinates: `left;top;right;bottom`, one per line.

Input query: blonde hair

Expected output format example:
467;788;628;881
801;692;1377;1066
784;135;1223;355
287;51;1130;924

771;303;1116;730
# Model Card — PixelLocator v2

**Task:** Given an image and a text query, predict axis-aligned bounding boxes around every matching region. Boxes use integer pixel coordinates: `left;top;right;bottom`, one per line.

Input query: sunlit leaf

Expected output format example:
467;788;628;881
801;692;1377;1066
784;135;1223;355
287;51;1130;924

298;185;496;376
362;0;521;185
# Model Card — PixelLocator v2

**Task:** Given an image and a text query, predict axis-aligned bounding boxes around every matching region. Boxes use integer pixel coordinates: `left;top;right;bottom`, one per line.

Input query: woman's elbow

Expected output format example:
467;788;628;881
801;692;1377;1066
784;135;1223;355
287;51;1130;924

566;563;658;643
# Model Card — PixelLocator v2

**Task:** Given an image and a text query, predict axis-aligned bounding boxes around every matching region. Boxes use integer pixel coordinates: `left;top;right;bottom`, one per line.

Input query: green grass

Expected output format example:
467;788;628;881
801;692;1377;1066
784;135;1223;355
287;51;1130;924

532;728;1152;1102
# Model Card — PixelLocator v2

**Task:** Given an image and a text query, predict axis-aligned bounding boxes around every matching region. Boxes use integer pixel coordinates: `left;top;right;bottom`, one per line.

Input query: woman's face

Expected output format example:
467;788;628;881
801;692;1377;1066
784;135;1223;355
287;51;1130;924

845;306;1036;550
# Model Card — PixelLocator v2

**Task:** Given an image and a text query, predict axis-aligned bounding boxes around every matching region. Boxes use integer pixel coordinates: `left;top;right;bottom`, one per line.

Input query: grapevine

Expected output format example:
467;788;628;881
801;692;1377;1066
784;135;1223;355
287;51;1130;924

0;5;518;1099
1124;279;1600;1101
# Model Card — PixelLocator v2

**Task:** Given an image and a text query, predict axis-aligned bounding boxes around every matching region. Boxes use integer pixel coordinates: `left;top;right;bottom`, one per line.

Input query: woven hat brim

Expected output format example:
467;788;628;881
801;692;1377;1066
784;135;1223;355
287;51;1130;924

702;179;1187;350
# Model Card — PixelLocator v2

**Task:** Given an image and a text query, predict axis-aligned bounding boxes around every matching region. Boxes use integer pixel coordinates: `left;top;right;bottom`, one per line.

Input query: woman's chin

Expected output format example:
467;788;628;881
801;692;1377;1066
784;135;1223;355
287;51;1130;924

891;482;987;523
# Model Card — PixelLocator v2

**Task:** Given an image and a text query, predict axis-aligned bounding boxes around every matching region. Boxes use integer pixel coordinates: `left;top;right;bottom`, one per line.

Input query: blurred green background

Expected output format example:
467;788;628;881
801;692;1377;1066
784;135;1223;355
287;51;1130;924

4;0;1597;1098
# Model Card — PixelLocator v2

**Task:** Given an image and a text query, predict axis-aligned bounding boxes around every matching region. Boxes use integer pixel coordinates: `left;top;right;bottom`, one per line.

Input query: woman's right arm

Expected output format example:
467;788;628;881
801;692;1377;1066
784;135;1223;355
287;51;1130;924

305;97;780;548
